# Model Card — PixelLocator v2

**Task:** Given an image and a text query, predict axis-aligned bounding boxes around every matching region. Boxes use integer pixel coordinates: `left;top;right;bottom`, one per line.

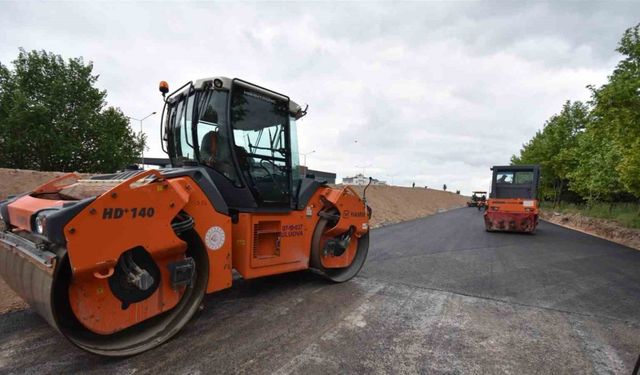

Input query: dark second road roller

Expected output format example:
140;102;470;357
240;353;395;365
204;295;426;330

484;165;540;233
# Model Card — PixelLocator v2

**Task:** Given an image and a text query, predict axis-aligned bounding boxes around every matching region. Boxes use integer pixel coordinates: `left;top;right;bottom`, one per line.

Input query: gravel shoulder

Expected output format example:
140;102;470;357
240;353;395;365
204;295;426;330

540;210;640;251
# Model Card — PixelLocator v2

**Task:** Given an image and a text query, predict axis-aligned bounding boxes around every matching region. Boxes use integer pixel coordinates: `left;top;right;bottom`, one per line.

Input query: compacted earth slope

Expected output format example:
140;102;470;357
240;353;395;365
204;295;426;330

347;184;468;228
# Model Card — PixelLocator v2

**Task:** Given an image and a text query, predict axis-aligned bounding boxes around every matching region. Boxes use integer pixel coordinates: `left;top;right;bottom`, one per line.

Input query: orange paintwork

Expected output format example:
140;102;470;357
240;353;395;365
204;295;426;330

231;185;369;278
485;197;539;232
7;195;66;231
319;231;358;268
317;185;367;268
322;186;369;238
64;171;188;276
62;171;234;334
232;210;313;279
68;252;185;334
33;172;80;194
5;170;368;335
486;198;539;214
7;173;81;231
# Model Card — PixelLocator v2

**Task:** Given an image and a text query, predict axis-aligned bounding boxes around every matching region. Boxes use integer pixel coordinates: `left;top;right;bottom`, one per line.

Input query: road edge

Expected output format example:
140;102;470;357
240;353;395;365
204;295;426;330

540;216;640;251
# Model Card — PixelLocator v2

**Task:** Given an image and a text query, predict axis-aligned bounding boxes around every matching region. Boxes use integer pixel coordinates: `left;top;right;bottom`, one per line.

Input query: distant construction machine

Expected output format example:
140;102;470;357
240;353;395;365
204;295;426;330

484;165;540;233
467;191;487;209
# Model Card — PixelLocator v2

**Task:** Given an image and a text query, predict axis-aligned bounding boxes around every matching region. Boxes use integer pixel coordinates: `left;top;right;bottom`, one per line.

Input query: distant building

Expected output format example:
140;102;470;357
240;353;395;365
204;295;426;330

342;173;386;186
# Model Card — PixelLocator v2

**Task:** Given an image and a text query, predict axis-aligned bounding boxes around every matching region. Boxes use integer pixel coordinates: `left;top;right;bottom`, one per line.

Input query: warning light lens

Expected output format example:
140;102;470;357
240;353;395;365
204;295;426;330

159;81;169;94
213;79;223;88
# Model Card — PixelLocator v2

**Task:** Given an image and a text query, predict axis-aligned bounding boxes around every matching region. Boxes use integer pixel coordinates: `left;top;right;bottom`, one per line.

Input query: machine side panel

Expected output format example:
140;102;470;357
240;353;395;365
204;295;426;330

232;190;326;279
232;185;371;278
64;172;188;276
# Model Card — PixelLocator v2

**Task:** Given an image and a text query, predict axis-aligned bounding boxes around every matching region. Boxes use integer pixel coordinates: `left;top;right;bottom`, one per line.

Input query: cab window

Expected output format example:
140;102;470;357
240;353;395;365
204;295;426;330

230;87;291;206
196;90;238;183
514;171;533;184
496;172;514;184
170;95;195;164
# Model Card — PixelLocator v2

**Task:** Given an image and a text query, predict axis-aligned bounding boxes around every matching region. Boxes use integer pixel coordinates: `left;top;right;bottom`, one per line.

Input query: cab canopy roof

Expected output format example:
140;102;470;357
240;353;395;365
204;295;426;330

169;76;304;118
490;165;540;172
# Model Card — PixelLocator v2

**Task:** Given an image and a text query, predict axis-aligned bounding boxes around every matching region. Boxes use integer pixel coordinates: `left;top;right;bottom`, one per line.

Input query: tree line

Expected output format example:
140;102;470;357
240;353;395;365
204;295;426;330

0;49;144;173
512;24;640;209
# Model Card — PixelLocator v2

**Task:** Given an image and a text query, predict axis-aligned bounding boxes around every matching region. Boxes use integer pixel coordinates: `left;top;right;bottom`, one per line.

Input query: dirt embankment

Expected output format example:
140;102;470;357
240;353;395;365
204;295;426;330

0;169;468;313
348;185;468;228
540;210;640;251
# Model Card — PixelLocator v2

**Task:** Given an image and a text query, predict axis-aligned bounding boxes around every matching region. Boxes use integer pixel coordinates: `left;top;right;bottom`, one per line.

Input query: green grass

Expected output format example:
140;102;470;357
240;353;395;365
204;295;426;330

541;201;640;229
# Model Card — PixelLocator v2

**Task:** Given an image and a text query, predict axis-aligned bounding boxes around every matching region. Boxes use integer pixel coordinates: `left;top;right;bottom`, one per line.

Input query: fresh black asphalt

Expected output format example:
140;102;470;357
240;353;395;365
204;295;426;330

365;208;640;324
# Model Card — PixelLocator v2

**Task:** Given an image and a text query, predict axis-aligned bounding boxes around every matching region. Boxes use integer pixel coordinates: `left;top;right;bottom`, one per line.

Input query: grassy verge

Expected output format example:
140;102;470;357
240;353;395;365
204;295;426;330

541;201;640;229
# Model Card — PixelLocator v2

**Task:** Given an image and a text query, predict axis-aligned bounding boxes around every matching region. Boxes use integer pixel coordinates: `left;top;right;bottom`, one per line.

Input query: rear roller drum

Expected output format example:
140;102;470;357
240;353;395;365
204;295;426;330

310;209;369;283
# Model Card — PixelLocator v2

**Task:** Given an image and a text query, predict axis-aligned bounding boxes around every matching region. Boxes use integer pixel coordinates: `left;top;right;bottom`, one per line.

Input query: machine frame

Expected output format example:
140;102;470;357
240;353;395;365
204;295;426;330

0;77;371;356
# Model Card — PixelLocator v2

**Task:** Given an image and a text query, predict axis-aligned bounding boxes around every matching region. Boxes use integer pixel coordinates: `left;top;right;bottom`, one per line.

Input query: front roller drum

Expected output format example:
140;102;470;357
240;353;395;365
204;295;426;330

0;239;59;329
0;231;209;357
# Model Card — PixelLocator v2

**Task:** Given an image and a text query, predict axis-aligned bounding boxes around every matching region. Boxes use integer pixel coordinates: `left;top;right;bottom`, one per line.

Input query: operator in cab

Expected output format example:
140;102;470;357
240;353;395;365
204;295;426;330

199;109;251;178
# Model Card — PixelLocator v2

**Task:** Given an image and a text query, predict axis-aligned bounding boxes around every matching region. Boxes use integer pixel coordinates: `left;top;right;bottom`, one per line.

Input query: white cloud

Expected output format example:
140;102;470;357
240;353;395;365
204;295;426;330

1;2;637;194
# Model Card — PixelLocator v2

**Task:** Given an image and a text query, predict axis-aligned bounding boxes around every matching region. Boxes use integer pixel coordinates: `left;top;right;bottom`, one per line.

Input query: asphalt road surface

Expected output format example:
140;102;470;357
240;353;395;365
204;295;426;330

1;208;639;374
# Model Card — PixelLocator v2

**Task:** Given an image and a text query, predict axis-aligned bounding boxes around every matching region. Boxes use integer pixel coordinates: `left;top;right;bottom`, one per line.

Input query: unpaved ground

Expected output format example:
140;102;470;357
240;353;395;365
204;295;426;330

0;168;70;199
0;168;467;314
541;210;640;251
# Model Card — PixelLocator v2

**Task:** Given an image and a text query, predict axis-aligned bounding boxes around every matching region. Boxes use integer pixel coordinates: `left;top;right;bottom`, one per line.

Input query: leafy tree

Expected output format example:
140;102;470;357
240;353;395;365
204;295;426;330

512;101;588;205
511;23;640;214
567;122;625;203
588;23;640;198
443;184;447;191
0;49;143;172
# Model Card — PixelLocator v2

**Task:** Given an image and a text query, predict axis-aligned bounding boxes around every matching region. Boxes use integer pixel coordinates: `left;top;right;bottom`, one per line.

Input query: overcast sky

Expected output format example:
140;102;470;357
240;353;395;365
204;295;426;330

2;2;638;194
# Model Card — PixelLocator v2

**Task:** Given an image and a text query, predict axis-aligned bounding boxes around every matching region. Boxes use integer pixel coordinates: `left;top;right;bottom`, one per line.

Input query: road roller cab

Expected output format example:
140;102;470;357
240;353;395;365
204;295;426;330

0;77;371;356
484;165;540;233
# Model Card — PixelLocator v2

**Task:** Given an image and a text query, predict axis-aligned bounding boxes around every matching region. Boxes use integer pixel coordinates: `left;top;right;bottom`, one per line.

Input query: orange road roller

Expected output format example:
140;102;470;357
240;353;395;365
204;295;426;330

484;165;540;233
0;77;371;356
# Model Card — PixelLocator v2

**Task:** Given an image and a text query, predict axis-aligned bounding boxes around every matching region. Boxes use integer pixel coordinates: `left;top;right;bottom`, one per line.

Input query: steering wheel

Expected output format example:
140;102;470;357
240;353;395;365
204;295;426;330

259;159;285;193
